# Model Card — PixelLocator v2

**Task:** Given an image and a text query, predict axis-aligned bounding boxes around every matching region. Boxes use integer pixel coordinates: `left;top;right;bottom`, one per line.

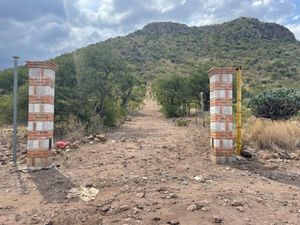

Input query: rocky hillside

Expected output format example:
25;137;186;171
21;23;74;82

92;17;299;90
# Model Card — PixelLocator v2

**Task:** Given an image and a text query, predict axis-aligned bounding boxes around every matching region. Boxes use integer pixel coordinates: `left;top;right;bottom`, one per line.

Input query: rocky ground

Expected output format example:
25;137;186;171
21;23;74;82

0;99;300;225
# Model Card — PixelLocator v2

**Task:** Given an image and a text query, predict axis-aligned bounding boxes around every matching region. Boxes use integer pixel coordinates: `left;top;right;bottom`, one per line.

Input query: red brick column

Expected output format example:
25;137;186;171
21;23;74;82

26;61;58;168
208;67;235;163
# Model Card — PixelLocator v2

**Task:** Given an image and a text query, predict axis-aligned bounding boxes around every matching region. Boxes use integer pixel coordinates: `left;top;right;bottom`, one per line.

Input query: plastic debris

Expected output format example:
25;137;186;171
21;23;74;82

66;186;99;202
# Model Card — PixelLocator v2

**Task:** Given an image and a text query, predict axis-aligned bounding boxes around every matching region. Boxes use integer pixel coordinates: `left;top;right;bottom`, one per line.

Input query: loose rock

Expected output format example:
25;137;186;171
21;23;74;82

168;220;180;225
213;216;223;223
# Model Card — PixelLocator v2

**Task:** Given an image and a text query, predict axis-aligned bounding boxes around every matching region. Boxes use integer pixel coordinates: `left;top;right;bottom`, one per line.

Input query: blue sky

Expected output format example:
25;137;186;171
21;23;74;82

0;0;300;69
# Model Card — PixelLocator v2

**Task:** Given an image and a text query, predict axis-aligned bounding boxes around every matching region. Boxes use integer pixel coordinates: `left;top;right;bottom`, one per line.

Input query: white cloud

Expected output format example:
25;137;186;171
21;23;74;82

74;0;131;25
0;0;299;68
286;23;300;40
252;0;272;7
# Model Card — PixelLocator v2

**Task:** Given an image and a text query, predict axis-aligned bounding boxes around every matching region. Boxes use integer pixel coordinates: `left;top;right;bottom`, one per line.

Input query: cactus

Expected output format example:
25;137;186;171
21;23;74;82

248;88;300;120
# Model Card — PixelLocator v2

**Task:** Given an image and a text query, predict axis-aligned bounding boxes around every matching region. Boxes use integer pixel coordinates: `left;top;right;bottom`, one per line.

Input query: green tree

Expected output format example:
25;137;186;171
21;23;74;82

152;74;188;117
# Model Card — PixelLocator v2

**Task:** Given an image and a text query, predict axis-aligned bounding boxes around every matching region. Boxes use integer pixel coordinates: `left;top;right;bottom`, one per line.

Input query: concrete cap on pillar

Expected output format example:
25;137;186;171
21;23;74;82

26;61;58;71
207;67;235;76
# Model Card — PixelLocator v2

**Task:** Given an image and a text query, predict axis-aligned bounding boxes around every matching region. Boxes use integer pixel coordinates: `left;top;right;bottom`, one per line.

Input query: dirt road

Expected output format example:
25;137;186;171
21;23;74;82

0;99;299;225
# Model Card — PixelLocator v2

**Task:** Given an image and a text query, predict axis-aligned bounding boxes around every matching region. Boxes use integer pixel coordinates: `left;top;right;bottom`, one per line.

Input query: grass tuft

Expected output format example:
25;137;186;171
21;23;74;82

245;118;300;151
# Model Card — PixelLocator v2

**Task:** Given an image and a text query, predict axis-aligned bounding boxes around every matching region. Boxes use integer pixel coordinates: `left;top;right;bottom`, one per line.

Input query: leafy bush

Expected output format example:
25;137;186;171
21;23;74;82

0;84;28;125
248;88;300;120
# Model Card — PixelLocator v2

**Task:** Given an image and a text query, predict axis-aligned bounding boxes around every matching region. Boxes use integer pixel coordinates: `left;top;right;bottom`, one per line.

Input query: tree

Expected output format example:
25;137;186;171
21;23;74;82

248;88;300;120
152;74;189;117
73;46;146;127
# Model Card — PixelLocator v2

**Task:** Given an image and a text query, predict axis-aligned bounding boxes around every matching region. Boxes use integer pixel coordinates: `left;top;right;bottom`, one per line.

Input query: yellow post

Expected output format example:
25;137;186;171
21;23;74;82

236;67;242;156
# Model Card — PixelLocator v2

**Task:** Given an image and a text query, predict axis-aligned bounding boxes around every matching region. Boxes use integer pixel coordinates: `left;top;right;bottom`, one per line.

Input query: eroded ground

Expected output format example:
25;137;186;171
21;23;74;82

0;99;300;225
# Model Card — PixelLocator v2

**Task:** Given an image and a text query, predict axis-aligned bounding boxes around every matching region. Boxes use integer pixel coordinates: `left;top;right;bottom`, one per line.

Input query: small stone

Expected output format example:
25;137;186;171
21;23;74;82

87;135;94;140
256;198;263;202
245;218;251;222
231;200;243;207
156;187;168;192
70;142;80;149
85;182;94;188
213;216;223;223
132;207;140;214
153;216;161;221
14;214;22;222
201;207;210;211
241;148;254;158
119;205;130;212
289;153;298;160
278;151;290;159
236;206;245;212
95;134;106;142
168;220;180;225
194;176;206;183
187;203;199;211
102;205;110;212
181;181;188;185
136;192;145;198
168;193;177;199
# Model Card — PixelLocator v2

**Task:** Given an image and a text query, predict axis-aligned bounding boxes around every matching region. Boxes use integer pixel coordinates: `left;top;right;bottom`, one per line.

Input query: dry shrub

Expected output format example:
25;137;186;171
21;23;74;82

246;118;300;151
55;115;86;141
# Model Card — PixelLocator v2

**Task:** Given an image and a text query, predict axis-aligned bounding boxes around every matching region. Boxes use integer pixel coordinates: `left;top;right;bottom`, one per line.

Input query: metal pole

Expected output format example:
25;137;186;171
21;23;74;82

200;92;205;127
12;56;20;165
236;66;242;156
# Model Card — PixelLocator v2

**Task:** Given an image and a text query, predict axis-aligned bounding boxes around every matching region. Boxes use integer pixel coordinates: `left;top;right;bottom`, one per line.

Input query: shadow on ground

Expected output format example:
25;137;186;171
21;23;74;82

29;167;76;203
231;159;300;188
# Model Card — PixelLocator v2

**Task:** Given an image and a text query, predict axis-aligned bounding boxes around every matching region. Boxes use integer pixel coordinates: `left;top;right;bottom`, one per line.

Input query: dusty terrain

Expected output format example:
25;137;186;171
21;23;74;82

0;99;300;225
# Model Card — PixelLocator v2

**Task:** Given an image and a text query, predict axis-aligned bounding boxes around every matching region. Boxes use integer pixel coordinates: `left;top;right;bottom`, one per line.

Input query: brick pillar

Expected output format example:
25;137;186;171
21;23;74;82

208;67;235;163
26;61;58;168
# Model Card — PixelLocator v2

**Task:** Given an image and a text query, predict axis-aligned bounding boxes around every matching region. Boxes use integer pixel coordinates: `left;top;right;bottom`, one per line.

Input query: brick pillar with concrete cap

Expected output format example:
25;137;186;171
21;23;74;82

208;67;235;163
26;61;58;168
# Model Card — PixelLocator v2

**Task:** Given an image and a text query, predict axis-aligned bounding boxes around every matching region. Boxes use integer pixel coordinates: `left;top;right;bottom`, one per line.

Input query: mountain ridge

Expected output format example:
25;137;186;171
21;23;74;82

130;17;296;42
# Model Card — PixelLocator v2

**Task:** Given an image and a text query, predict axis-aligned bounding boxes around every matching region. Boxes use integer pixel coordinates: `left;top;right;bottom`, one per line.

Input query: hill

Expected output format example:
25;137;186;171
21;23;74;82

0;17;299;126
98;17;299;88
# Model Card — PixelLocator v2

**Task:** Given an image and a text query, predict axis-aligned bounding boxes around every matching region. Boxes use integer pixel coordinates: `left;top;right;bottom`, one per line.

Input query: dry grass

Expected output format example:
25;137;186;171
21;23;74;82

55;115;86;141
245;118;300;151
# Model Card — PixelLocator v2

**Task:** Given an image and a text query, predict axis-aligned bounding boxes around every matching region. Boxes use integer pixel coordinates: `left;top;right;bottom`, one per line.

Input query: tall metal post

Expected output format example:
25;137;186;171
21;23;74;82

200;92;205;127
236;67;242;156
12;56;20;165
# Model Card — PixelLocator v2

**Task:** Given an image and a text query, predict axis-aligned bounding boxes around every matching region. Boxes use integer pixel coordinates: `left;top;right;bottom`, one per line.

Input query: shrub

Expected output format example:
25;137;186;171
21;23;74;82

248;88;300;120
245;119;300;151
54;115;86;140
176;119;189;126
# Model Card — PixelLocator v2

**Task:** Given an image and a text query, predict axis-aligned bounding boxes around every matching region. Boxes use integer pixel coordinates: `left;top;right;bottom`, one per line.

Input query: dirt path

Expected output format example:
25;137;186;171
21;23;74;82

0;99;299;225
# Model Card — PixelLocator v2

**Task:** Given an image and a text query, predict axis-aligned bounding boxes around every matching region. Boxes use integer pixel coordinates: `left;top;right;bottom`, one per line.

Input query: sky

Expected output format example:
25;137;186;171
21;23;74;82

0;0;300;69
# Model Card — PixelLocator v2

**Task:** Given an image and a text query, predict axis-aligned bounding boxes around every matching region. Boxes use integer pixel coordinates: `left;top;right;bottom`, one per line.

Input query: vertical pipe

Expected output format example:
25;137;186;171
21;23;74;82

200;92;205;127
12;56;20;165
236;66;242;156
